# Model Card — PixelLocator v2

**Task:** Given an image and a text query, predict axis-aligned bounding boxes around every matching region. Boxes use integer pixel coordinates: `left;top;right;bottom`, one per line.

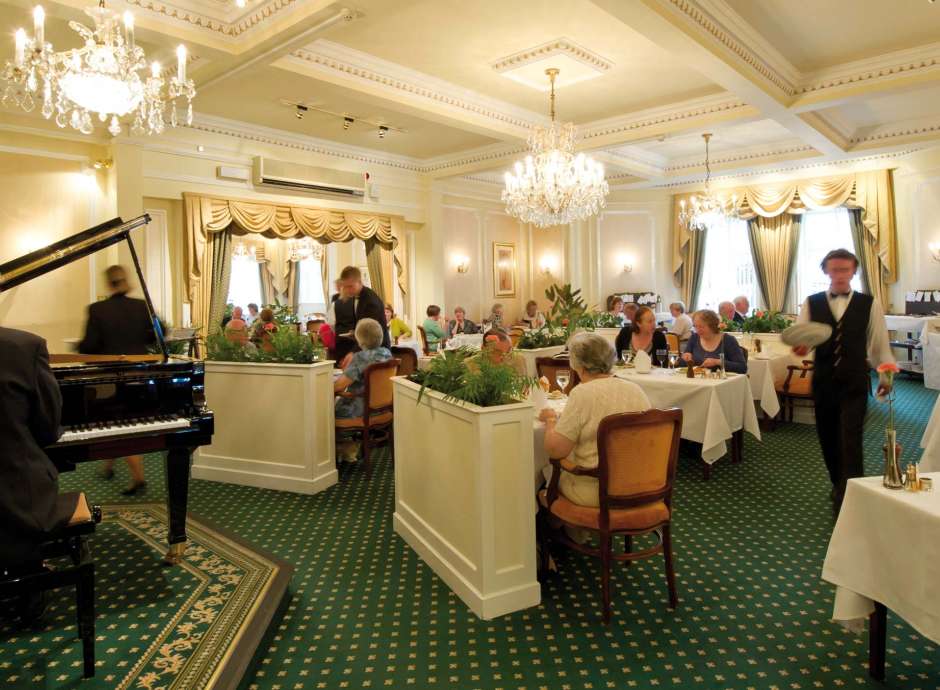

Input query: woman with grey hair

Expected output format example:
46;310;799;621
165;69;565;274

668;301;693;345
539;332;651;510
333;317;392;461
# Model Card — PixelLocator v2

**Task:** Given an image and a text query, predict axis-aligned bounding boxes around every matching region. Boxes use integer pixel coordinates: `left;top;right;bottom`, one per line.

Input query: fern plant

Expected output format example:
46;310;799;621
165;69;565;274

205;328;324;364
409;347;534;408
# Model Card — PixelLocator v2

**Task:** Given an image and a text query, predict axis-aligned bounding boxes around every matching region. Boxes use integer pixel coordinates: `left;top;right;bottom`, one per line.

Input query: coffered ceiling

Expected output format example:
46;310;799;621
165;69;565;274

1;0;939;188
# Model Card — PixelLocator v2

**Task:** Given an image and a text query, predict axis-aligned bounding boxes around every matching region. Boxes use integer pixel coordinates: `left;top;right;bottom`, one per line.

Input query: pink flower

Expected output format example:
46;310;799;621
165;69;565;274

877;362;900;374
756;310;765;318
561;318;569;326
263;323;275;332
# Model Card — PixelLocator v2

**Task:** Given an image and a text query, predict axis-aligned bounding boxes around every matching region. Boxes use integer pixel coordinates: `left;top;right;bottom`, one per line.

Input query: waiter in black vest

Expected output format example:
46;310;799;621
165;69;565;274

794;248;894;509
333;265;390;364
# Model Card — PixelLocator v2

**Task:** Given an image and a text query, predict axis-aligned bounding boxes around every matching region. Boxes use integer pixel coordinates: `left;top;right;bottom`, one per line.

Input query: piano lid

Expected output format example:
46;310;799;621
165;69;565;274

0;214;150;292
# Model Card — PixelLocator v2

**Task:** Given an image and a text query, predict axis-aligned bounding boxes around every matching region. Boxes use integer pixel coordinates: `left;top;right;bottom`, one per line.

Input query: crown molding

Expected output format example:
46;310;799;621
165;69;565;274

419;142;527;175
664;140;815;174
122;0;303;41
850;118;940;147
491;37;613;75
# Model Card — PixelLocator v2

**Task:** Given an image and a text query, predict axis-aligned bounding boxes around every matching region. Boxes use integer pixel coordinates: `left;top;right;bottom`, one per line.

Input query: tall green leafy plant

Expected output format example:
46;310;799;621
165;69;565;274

410;347;534;408
545;283;589;335
205;328;324;364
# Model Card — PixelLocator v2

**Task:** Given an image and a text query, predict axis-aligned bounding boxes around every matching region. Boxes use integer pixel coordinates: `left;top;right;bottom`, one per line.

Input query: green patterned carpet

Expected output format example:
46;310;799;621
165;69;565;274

3;376;938;689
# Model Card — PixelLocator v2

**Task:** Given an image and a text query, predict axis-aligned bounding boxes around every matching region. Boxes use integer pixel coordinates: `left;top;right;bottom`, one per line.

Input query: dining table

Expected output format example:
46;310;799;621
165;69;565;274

920;393;940;472
744;351;790;419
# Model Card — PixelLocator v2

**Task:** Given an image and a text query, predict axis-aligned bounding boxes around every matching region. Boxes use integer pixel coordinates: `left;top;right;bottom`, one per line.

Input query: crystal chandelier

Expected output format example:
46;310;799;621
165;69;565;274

678;133;740;231
288;237;323;263
502;68;609;228
2;2;196;137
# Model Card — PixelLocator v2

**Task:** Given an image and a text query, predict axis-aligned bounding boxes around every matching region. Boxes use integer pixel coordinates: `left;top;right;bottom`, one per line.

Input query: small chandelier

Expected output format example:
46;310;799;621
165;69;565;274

678;133;740;231
232;242;256;261
502;68;609;228
288;237;323;263
2;1;196;137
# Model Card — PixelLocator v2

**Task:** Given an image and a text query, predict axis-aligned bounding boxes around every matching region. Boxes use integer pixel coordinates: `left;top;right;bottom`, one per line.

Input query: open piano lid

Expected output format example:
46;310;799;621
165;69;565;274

0;214;169;359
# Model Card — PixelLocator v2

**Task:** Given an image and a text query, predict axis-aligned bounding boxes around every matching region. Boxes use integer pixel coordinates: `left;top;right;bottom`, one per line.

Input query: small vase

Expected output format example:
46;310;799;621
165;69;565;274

882;429;904;490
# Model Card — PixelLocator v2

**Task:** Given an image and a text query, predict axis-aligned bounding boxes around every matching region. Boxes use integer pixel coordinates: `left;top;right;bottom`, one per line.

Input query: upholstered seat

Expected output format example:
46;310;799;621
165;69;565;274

335;411;394;428
538;491;669;531
334;358;400;478
774;360;815;424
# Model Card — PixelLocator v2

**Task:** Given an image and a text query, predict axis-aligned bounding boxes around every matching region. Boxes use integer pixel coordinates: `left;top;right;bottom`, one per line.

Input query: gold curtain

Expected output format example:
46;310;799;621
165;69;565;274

185;193;405;333
746;214;801;312
672;169;897;299
849;209;889;309
671;197;707;308
365;239;395;304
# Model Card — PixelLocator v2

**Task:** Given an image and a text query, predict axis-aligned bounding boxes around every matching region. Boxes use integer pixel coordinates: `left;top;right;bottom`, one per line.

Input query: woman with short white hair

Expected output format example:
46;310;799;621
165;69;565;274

668;301;693;345
539;332;651;508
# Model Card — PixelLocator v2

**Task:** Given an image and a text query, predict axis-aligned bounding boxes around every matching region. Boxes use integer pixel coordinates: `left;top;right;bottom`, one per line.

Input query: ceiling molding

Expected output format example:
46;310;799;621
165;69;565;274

122;0;301;40
850;118;940;148
420;142;528;175
663;140;816;174
490;37;613;74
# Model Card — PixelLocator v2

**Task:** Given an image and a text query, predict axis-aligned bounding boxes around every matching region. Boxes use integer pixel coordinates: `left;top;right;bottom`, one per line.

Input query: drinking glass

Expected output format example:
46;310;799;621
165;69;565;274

555;370;570;392
656;349;667;367
668;352;679;369
621;349;634;366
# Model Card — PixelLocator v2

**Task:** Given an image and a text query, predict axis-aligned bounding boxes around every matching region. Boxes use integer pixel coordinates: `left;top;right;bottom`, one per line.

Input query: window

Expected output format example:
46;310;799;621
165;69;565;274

696;215;760;313
227;254;263;311
792;208;861;308
297;257;327;318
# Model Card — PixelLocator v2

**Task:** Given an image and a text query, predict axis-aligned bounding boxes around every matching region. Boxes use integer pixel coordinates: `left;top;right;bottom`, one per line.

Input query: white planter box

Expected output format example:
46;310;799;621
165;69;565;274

594;328;621;348
194;360;337;494
729;331;788;354
392;377;540;619
516;345;566;377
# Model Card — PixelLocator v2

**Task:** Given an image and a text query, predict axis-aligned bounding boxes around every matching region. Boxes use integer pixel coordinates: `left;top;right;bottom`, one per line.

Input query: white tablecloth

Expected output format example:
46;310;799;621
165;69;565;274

446;333;483;350
745;353;792;419
885;315;937;336
920;395;940;472
613;368;761;463
822;473;940;642
395;339;423;359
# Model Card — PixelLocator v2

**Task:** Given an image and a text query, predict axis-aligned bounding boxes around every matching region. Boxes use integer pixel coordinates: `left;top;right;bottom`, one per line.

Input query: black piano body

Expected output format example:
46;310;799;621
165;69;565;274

0;215;214;564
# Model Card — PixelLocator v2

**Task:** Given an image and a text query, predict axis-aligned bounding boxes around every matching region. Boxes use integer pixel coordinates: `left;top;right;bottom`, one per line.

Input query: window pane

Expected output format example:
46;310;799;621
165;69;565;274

297;257;327;318
793;208;861;308
696;216;760;314
227;255;263;311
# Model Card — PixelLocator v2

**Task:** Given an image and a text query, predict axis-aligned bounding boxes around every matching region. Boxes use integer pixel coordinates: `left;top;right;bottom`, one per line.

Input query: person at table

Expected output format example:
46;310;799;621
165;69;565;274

466;328;527;376
623;302;638;326
668;301;693;346
79;265;154;495
384;303;411;344
250;307;278;347
538;332;651;519
447;305;478;337
681;309;747;373
333;318;392;463
733;295;750;324
225;306;249;344
422;305;447;352
606;296;626;326
334;266;390;363
793;248;894;509
483;303;505;331
245;303;259;327
0;327;91;619
615;306;669;366
717;301;736;325
520;300;546;330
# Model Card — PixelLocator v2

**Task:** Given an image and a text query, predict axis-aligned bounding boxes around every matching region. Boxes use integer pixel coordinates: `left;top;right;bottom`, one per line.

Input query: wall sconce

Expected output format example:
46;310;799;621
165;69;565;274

930;242;940;263
619;254;634;273
92;158;113;170
454;255;470;273
538;254;558;276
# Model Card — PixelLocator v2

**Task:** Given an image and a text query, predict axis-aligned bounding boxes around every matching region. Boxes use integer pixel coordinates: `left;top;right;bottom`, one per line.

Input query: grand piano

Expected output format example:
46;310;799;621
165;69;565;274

0;215;213;564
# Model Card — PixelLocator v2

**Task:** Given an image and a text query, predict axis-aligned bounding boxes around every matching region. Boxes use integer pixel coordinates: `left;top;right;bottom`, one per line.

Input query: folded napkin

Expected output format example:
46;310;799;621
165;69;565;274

634;349;652;374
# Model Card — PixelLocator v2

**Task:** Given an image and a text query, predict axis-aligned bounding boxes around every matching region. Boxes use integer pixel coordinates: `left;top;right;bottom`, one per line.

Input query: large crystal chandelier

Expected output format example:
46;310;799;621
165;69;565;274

1;2;195;136
502;68;608;228
288;237;323;263
678;133;740;231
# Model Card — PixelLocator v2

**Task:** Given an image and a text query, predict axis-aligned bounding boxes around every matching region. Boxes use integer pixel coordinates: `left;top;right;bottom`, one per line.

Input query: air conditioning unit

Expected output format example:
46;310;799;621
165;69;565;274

252;156;367;198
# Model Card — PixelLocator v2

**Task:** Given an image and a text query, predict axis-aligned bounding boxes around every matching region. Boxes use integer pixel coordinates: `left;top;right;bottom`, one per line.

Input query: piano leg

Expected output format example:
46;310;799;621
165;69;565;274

163;446;193;565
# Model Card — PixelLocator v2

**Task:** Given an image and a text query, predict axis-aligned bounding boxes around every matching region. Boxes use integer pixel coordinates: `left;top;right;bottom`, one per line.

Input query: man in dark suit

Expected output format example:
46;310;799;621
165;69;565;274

733;295;749;324
79;265;155;493
0;327;87;572
333;266;390;364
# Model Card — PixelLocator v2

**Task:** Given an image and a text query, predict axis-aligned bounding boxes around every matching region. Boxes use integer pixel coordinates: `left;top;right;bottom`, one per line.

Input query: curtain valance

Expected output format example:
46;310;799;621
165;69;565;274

672;169;898;305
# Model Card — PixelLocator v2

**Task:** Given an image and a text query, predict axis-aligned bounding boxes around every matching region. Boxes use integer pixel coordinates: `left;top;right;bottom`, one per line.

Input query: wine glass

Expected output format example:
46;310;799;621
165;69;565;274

620;349;634;366
668;352;679;369
555;369;570;393
656;349;668;367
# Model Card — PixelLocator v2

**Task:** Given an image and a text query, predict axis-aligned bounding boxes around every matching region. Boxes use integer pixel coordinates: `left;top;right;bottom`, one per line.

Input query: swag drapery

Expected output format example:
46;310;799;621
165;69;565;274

672;169;898;309
184;193;407;332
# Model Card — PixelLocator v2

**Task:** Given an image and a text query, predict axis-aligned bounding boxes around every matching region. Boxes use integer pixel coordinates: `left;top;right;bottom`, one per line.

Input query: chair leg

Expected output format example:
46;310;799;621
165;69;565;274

701;460;711;480
662;525;678;610
623;534;633;566
363;430;372;479
78;563;95;678
600;533;612;624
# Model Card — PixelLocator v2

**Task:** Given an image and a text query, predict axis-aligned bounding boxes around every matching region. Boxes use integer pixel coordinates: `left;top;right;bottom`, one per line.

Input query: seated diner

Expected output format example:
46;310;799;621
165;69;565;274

681;309;747;373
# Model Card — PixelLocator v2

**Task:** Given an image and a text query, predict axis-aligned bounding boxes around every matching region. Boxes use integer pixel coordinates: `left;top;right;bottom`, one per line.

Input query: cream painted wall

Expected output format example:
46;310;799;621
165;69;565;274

528;225;566;313
891;148;940;311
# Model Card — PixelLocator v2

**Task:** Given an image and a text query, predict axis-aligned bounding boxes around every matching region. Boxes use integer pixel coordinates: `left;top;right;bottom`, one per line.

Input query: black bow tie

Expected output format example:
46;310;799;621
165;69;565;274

829;291;851;298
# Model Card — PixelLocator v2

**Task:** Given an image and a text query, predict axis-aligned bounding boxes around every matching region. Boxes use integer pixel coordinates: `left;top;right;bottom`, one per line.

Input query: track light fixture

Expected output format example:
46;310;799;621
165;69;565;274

295;104;308;120
378;125;388;139
279;99;407;137
343;116;354;130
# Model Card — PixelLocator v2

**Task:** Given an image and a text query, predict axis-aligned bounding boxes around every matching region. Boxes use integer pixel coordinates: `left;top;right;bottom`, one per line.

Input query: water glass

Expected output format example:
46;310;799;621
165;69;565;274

621;350;633;366
555;370;570;392
656;349;667;367
668;352;679;369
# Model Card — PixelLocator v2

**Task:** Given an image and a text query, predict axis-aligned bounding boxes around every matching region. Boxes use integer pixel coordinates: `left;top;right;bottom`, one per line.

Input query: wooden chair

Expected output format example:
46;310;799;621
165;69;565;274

0;494;101;678
774;359;814;424
509;327;526;348
538;408;683;623
390;346;418;376
416;325;431;356
335;358;400;478
535;356;581;394
665;333;680;354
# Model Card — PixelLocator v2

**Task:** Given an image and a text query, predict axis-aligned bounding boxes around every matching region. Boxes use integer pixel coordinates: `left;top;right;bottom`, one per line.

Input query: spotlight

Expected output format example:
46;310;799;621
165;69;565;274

343;116;354;130
378;125;388;139
295;104;307;120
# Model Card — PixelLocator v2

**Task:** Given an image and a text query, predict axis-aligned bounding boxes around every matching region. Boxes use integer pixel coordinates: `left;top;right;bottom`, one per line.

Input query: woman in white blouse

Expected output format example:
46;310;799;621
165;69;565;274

668;301;693;345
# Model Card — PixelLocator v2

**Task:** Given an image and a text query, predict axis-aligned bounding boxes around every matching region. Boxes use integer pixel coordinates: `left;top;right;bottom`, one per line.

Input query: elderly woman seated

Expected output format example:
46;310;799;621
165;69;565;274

538;333;651;515
681;309;747;373
466;328;527;376
250;307;277;348
333;318;392;462
447;306;479;337
668;301;693;345
225;306;250;344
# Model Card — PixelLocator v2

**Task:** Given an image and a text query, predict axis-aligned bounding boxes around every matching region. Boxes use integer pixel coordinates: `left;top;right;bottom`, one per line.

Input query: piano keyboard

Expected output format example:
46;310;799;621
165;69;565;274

59;415;192;443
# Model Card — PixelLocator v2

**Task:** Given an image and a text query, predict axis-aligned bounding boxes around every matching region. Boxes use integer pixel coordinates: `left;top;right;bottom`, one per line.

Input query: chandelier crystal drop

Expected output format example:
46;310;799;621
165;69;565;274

2;2;196;137
288;237;323;263
502;68;609;228
678;133;740;231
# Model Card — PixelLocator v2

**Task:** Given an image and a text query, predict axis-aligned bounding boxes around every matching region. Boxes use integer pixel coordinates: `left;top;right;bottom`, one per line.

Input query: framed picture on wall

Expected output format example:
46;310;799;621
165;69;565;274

493;242;516;297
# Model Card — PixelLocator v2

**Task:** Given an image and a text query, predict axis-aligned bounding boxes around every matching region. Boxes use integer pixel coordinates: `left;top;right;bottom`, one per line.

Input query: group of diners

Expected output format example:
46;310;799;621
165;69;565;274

419;300;547;351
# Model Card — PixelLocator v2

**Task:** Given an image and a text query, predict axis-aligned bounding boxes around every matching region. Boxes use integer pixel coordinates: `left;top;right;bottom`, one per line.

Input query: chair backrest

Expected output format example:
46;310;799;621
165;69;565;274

782;360;814;393
596;408;683;517
416;326;431;355
390;347;418;376
535;356;581;394
363;358;400;414
665;333;679;353
509;330;522;347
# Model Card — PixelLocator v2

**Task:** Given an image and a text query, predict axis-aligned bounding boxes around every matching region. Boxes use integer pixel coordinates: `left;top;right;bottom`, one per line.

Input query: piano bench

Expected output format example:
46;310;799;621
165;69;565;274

0;504;101;679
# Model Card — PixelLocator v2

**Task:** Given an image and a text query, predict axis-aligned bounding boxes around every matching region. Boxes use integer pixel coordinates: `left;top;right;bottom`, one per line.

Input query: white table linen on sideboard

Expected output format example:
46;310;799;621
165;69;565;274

612;368;761;463
821;474;940;642
920;395;940;473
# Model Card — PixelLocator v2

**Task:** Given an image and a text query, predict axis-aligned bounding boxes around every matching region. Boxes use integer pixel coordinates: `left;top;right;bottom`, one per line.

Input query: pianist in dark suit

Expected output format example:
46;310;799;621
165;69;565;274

333;266;390;365
79;265;154;494
0;327;90;572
